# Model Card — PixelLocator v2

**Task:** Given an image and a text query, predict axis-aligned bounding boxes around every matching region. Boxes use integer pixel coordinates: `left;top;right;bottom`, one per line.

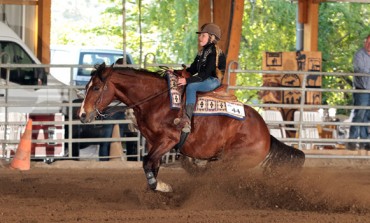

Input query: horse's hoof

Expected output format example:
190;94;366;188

173;118;181;125
155;180;173;193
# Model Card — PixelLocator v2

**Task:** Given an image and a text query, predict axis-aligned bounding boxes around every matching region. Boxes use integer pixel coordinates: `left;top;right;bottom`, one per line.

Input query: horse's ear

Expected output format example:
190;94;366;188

93;62;107;81
95;62;106;70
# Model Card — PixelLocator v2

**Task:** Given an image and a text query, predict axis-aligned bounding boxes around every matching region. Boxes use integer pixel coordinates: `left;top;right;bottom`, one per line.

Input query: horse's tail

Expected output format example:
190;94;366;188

262;135;305;174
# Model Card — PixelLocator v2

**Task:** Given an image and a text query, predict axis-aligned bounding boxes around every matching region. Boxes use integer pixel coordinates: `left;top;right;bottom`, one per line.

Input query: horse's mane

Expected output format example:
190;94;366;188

91;63;166;81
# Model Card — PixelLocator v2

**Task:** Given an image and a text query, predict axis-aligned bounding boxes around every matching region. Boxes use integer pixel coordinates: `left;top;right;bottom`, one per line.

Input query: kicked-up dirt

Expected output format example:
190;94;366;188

0;158;369;223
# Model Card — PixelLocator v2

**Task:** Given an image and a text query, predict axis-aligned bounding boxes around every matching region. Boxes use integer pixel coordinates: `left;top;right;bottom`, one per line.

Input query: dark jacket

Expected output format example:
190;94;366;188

186;43;226;84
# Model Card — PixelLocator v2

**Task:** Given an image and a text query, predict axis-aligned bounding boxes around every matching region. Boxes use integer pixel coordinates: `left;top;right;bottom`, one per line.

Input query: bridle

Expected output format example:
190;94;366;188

91;68;179;119
91;68;112;118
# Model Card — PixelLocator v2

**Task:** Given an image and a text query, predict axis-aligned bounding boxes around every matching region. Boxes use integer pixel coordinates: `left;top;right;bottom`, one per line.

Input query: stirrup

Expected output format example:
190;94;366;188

182;122;191;133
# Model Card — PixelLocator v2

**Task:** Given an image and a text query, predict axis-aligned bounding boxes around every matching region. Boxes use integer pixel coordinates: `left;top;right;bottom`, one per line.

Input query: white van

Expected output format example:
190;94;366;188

0;21;66;158
50;45;134;86
0;21;69;114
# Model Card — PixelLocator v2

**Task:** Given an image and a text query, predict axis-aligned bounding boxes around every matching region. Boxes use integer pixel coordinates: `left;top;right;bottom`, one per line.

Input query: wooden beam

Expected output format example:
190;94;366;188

199;0;244;87
298;0;308;24
212;1;232;54
303;0;319;51
198;0;212;30
36;0;50;64
0;0;38;5
219;0;244;87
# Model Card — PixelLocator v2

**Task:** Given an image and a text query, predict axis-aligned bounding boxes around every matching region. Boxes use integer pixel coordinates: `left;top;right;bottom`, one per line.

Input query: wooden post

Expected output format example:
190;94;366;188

303;0;319;51
36;0;51;64
298;0;308;24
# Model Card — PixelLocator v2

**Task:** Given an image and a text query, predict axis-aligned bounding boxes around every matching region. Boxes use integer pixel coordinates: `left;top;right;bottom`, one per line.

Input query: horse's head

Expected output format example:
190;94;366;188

79;63;116;123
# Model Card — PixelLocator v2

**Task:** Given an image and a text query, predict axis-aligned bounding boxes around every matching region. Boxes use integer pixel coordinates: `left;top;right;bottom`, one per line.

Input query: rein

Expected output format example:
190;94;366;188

98;86;174;118
94;68;177;118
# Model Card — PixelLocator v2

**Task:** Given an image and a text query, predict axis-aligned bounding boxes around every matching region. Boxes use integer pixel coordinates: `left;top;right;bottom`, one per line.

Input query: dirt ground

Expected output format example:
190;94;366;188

0;158;369;223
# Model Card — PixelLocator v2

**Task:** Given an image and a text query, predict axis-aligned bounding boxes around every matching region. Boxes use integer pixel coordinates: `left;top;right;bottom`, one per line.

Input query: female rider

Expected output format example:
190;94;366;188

178;23;226;133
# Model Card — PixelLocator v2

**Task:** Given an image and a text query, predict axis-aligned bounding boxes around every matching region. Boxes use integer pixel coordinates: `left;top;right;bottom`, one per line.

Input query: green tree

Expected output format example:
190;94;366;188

237;1;370;115
318;2;370;114
53;0;370;115
96;0;198;65
236;0;296;103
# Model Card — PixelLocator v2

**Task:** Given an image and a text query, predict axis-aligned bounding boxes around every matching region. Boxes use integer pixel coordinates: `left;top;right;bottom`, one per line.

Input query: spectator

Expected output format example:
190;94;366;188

347;35;370;151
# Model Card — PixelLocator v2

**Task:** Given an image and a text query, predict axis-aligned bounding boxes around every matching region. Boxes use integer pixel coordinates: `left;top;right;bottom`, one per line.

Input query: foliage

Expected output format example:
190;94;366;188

237;1;370;115
52;0;370;115
318;2;370;113
236;0;296;104
95;0;198;65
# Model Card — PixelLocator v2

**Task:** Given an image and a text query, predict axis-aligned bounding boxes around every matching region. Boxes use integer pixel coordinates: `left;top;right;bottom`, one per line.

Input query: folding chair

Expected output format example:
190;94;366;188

261;110;287;139
294;111;337;149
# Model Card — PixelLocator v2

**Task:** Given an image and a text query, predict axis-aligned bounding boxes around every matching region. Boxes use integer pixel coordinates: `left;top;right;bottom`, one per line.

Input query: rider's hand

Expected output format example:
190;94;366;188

177;77;187;86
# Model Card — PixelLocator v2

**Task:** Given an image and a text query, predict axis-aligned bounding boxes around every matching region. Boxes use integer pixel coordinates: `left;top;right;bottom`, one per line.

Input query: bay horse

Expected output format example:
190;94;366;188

79;63;305;192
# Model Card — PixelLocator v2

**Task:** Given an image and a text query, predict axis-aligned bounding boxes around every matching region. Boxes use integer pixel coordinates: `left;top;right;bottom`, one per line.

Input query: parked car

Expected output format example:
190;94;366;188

50;45;134;86
0;21;68;158
49;45;138;160
1;21;138;161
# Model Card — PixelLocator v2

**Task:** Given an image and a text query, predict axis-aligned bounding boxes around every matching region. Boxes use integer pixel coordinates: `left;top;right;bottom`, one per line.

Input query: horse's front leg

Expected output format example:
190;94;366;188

143;141;160;178
142;141;177;192
143;155;160;189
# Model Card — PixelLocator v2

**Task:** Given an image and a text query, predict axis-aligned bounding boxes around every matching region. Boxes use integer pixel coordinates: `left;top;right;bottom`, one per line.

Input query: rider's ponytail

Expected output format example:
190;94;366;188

215;45;224;82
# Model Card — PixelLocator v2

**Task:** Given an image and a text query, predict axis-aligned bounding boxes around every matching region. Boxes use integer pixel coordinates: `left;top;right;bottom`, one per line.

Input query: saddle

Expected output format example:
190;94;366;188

197;84;237;101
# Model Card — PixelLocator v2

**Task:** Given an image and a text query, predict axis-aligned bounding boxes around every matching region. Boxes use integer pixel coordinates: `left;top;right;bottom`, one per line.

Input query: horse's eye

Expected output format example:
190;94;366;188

93;86;100;91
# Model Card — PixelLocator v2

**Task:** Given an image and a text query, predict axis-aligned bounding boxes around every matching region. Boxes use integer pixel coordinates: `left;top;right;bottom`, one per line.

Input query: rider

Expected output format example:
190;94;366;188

178;23;226;133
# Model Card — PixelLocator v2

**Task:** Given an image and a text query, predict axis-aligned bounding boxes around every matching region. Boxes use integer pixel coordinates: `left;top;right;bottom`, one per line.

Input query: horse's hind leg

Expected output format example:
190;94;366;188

226;136;270;169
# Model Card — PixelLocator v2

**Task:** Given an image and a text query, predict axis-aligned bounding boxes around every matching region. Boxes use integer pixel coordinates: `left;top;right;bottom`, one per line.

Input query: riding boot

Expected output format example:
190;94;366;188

182;104;194;133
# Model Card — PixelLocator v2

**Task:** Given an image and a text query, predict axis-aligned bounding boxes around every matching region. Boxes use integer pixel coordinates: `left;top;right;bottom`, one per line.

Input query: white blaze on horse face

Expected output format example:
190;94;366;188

79;81;93;117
